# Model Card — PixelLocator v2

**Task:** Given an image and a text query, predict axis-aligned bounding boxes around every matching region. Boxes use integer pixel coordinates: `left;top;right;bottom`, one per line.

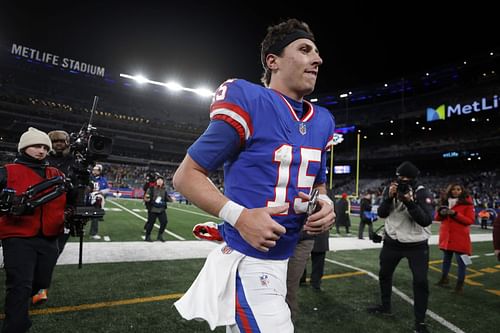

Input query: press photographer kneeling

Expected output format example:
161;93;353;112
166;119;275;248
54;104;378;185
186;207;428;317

367;161;434;333
0;128;66;333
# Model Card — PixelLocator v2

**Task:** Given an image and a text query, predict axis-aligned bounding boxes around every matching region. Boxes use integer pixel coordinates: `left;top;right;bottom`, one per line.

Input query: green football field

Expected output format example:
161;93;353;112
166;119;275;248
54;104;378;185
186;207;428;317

1;198;498;333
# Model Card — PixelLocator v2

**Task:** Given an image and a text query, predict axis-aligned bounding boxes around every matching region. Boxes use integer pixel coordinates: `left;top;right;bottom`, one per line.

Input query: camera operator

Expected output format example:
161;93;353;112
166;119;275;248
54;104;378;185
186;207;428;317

367;161;434;333
88;164;109;240
47;130;74;253
0;127;66;333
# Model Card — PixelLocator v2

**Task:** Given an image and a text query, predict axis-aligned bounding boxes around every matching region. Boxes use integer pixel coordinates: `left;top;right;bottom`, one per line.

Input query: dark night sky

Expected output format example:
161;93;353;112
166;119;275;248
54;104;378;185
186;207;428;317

1;1;498;95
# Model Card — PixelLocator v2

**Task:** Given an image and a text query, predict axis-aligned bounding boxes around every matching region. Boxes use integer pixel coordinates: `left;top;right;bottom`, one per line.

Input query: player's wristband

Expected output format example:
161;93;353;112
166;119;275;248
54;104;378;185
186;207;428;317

319;194;333;206
219;200;245;226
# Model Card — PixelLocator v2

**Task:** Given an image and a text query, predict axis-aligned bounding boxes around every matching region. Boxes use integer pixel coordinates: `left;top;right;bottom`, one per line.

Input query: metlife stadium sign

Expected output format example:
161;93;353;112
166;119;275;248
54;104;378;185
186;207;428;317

426;94;499;122
11;43;105;77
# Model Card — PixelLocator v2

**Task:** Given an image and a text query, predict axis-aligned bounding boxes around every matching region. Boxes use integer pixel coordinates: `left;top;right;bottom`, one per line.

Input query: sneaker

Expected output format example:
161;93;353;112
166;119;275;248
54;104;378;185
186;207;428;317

157;235;166;242
145;236;153;242
193;222;223;241
367;304;393;316
90;235;101;240
415;323;429;333
32;289;48;305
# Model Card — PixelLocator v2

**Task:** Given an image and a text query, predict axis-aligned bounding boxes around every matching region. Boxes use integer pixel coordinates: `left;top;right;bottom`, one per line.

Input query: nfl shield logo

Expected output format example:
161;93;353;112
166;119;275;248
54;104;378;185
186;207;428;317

299;122;307;135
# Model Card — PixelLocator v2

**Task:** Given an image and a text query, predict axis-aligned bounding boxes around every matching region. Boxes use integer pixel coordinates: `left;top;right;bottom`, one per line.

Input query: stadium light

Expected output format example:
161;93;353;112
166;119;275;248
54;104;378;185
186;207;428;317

166;81;183;91
340;93;348;98
193;87;214;97
120;72;214;97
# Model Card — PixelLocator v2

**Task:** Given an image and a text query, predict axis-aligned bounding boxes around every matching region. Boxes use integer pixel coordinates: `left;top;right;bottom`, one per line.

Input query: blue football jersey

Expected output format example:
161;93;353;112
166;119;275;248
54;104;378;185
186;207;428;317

209;79;335;260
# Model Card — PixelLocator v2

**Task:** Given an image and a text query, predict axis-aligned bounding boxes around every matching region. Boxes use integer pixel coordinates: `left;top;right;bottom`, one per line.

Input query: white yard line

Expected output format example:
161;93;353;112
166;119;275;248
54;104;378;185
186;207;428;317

108;200;185;240
168;205;220;219
326;258;466;333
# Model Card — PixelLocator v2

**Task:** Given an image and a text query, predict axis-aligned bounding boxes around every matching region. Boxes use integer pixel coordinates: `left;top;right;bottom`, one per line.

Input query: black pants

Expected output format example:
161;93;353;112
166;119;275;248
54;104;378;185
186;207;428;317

358;220;373;239
145;210;168;238
310;251;326;288
378;239;429;323
1;236;58;333
57;232;71;256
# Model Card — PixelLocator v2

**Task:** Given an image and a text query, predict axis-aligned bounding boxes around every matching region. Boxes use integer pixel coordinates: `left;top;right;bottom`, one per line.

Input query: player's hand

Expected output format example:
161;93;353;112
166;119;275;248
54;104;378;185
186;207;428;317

234;204;288;252
299;192;335;235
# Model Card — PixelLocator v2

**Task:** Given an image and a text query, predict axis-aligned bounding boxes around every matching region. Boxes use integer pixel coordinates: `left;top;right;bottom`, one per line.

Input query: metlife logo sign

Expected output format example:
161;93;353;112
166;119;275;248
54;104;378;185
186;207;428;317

426;95;499;122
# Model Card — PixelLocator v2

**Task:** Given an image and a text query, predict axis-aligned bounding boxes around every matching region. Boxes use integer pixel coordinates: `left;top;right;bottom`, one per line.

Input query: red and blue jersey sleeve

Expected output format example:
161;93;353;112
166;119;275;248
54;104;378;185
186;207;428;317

210;79;255;147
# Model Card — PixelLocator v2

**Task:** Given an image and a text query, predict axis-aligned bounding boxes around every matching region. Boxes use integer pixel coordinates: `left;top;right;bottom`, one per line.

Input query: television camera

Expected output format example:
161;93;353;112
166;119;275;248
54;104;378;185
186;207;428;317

0;96;113;268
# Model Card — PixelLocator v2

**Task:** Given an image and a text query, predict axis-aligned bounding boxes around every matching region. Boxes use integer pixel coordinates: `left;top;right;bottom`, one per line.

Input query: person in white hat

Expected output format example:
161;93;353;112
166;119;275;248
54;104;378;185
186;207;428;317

0;127;66;333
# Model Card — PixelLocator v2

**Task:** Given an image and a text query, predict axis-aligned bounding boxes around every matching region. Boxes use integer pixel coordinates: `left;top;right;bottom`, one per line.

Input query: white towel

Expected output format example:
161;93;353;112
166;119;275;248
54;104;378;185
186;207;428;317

174;242;245;330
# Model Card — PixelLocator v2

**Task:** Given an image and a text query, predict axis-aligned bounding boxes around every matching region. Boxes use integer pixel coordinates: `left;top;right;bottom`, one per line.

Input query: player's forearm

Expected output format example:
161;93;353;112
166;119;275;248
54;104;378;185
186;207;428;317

173;155;227;218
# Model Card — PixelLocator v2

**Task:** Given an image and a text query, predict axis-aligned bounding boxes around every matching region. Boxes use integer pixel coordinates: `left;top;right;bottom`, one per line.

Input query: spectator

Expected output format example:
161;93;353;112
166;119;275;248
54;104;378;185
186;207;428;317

435;183;475;294
286;231;315;323
494;214;500;261
478;207;490;229
334;193;351;236
88;164;109;240
358;192;375;240
308;229;329;291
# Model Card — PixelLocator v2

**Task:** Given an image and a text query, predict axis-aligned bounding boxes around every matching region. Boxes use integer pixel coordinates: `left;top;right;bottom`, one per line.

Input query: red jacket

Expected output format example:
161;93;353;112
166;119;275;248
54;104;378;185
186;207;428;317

0;164;66;239
435;196;475;255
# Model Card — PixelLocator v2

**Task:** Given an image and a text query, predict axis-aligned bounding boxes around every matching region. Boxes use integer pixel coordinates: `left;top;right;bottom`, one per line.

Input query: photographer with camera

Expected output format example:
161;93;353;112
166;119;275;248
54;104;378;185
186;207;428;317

143;174;172;242
0;127;66;333
367;161;434;333
142;172;161;232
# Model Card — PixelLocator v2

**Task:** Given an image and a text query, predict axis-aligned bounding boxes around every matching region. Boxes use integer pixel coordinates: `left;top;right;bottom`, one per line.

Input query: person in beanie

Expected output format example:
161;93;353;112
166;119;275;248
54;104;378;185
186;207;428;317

0;127;66;333
30;130;76;306
367;161;434;333
143;175;172;242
